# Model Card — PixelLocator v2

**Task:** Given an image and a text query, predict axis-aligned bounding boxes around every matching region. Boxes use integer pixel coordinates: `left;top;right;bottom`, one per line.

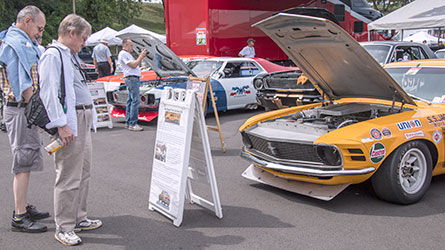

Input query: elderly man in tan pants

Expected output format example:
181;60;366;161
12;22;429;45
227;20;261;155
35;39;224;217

39;14;101;246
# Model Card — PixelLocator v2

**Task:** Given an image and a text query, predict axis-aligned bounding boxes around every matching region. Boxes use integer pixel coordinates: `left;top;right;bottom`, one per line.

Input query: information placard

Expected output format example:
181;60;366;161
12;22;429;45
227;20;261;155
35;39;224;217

88;81;113;129
148;87;222;227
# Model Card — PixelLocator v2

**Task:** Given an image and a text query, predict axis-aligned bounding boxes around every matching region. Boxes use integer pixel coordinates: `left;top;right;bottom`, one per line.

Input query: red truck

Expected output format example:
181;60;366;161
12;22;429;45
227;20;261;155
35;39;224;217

164;0;384;63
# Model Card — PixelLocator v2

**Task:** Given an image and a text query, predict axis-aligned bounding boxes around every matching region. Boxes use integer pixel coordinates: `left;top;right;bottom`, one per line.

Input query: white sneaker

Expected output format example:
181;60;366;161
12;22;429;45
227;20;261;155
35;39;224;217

55;230;82;246
75;218;103;232
128;124;144;131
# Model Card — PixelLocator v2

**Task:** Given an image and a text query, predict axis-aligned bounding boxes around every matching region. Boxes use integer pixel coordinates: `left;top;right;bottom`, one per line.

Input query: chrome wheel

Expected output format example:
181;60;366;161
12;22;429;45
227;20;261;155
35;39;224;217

398;148;427;194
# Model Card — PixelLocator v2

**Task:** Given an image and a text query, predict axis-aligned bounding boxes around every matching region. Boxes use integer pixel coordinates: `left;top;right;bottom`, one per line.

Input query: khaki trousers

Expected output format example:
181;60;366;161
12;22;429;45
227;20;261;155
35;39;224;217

54;109;92;232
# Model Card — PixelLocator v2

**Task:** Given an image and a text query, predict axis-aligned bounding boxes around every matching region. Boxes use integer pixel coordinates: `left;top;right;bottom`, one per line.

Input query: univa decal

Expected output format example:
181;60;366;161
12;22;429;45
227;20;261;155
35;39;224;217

370;128;382;140
397;119;422;131
370;142;386;164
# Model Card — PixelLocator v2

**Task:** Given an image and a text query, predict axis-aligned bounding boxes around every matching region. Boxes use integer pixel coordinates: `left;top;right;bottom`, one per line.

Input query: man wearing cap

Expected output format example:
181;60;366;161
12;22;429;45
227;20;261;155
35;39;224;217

238;38;256;58
92;38;113;77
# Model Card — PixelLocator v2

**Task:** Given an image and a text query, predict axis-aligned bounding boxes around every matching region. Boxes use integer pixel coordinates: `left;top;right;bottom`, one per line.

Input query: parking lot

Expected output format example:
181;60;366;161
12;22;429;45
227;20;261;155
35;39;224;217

1;110;445;250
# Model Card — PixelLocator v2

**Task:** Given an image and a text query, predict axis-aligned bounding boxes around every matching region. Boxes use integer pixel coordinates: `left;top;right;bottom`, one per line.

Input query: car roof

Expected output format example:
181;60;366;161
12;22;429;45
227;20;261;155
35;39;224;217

385;59;445;68
360;41;429;47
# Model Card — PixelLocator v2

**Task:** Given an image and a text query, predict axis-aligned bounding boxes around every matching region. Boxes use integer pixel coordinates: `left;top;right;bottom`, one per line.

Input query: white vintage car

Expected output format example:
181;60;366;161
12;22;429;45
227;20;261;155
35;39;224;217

101;33;296;121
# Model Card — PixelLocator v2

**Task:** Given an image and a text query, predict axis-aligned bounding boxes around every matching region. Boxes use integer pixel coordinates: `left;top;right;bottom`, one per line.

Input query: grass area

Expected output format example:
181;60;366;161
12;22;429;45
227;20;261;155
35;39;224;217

114;3;165;34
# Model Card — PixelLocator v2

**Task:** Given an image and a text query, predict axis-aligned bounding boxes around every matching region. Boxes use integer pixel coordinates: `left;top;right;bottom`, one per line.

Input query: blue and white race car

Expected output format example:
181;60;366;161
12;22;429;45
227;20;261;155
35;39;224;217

104;33;297;122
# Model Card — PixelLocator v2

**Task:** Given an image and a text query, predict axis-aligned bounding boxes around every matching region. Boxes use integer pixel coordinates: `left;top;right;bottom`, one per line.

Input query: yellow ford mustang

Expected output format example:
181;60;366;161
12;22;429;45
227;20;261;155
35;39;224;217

239;14;445;204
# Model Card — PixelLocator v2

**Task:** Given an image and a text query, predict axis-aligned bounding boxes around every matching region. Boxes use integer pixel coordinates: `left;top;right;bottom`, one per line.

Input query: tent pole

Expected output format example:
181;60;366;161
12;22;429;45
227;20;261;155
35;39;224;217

401;30;404;41
439;27;442;48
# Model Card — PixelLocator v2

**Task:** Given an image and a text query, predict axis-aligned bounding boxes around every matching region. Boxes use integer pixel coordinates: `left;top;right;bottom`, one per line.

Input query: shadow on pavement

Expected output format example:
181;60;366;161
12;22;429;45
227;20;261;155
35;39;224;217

181;205;294;229
249;174;445;218
79;215;244;249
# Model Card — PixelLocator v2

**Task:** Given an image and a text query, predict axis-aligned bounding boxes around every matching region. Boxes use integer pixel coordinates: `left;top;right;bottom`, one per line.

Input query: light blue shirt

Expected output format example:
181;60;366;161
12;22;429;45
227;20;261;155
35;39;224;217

39;40;96;136
239;46;255;58
0;24;41;101
91;43;111;63
118;50;141;77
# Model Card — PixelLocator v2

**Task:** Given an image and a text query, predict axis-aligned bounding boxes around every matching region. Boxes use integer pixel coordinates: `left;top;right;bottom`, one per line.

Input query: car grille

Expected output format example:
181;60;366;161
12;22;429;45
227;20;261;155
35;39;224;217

246;134;323;163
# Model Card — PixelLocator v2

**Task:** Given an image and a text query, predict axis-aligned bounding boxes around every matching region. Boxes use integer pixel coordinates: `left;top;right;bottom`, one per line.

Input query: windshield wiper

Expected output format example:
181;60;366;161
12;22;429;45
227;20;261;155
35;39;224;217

407;94;431;104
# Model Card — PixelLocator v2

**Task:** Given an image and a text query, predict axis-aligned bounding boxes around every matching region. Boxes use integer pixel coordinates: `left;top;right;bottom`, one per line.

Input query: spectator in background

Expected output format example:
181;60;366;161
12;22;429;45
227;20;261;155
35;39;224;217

118;38;147;131
238;38;256;58
92;38;113;77
39;14;101;246
0;5;49;233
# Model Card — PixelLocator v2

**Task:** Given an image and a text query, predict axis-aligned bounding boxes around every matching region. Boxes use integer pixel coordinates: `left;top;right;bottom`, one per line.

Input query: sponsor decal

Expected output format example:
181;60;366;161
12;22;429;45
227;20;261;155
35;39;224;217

381;128;392;138
427;114;445;128
361;137;373;143
230;85;251;96
404;130;424;140
406;67;421;75
370;142;386;164
370;128;382;140
433;130;442;144
397;119;422;131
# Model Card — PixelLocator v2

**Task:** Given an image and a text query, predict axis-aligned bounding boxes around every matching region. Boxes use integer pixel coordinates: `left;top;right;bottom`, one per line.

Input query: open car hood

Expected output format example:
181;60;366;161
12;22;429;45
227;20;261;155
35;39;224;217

253;14;415;106
117;33;196;78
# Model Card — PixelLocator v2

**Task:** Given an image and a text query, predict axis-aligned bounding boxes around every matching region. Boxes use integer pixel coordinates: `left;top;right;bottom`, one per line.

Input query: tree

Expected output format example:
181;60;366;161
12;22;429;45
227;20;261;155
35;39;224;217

0;0;142;45
76;0;142;32
369;0;414;14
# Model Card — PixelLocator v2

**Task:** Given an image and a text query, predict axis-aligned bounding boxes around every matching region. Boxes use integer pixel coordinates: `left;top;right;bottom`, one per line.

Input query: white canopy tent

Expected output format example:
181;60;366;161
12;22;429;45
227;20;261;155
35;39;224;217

115;24;166;43
85;27;122;46
368;0;445;30
404;31;443;46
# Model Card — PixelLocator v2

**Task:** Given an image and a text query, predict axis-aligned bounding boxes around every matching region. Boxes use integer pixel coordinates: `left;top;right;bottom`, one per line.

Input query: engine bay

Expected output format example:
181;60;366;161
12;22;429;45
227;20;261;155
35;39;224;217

288;102;409;130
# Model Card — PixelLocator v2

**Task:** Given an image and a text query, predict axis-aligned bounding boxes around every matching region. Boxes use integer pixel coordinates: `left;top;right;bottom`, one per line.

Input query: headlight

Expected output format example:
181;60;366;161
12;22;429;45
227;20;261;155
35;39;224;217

316;145;341;166
254;79;264;90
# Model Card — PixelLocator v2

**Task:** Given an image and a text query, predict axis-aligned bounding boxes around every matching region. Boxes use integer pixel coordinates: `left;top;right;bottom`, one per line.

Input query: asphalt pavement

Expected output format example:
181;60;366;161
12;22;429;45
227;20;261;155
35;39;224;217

1;109;445;250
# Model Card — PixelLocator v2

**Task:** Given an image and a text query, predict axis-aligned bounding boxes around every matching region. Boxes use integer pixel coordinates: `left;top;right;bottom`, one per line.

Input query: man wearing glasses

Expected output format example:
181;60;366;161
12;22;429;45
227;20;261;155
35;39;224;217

0;5;49;233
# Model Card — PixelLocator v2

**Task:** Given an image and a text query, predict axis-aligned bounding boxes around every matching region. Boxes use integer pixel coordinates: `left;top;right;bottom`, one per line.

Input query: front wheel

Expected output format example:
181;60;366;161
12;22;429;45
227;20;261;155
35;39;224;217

371;141;432;205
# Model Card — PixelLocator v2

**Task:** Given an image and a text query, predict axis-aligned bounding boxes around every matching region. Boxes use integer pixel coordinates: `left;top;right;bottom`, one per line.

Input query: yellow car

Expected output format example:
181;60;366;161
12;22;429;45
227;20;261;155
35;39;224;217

239;13;445;204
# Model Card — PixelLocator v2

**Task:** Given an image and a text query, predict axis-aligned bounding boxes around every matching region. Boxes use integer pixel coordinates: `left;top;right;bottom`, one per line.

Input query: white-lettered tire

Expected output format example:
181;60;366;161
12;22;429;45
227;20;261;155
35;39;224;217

371;140;432;205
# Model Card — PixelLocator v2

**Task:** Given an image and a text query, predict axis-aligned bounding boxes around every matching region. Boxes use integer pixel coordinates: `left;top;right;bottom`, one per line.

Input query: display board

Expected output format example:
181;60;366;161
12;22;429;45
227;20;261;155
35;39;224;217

88;81;113;129
148;87;222;227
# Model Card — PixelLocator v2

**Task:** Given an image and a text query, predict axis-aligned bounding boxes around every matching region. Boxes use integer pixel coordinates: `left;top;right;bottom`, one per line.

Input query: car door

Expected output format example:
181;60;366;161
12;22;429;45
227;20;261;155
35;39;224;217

219;60;263;110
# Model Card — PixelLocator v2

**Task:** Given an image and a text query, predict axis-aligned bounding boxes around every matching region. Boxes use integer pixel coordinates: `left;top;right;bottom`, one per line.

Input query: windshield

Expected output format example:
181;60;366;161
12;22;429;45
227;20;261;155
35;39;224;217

385;66;445;102
435;51;445;59
187;61;224;77
363;45;391;65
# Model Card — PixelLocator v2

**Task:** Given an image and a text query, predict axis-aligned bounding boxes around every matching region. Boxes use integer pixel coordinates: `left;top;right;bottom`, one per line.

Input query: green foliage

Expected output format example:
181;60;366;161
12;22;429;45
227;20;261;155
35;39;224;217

0;0;144;45
368;0;414;14
76;0;143;33
125;3;165;34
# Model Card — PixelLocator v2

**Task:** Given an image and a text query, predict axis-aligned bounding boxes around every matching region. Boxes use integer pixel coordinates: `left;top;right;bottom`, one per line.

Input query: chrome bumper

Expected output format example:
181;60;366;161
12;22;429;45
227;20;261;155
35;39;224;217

241;150;375;177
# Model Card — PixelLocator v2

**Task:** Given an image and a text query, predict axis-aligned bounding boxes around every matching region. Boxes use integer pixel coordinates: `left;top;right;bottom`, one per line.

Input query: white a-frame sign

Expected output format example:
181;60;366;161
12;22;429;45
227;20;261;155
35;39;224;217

148;87;223;227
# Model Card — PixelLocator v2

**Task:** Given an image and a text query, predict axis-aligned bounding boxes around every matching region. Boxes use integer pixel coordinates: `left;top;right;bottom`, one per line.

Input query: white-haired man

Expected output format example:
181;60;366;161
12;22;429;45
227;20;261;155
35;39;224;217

39;14;102;246
0;5;49;233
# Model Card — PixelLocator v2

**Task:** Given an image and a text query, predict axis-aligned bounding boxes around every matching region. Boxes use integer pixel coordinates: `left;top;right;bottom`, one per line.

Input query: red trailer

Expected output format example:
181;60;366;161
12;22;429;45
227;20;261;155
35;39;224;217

164;0;383;62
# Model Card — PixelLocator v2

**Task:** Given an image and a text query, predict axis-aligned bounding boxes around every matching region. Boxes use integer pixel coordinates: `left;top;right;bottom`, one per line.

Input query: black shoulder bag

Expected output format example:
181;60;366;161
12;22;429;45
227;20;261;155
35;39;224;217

25;46;66;135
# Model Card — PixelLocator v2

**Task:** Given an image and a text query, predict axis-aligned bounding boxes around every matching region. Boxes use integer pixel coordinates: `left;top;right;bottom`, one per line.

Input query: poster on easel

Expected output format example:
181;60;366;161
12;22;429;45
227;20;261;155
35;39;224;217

148;87;222;227
88;81;113;129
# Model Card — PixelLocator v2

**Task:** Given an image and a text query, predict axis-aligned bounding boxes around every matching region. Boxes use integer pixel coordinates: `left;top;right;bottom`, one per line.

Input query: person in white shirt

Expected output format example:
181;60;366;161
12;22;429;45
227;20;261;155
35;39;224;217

117;38;147;131
238;38;256;58
39;14;102;246
91;38;113;77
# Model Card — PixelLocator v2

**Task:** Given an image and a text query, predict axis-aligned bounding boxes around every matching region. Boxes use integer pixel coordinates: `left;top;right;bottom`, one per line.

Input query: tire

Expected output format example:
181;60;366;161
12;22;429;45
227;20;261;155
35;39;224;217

371;140;432;205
